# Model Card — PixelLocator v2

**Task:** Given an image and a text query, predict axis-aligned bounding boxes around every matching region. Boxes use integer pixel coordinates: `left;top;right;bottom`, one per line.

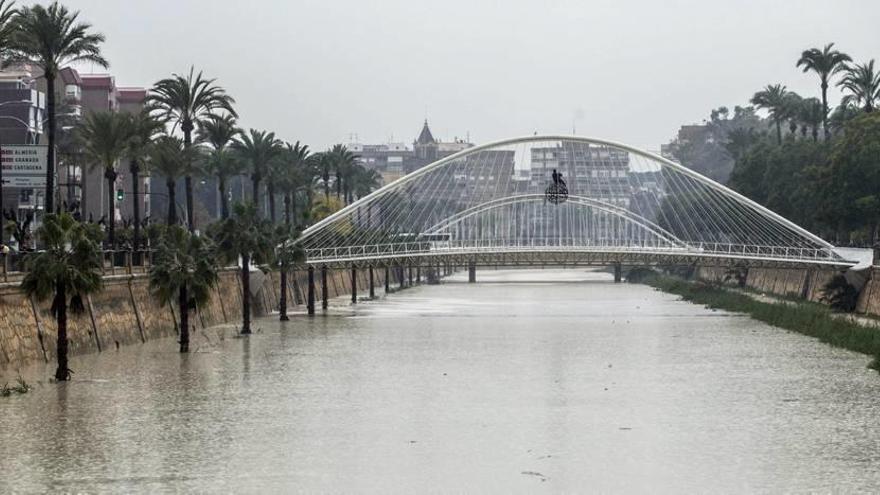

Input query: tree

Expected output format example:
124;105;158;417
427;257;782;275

327;144;358;203
209;203;275;334
123;110;163;253
21;213;102;381
797;43;851;139
7;2;108;214
798;97;825;142
751;84;789;144
78;111;130;250
278;141;311;228
233;129;281;217
148;136;191;225
149;226;218;353
148;67;237;232
274;225;304;321
197;114;242;220
351;164;381;201
838;60;880;113
782;92;804;137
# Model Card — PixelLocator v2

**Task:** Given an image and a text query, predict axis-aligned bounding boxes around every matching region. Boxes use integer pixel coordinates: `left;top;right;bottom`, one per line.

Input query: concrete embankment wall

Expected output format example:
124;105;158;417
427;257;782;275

0;267;388;377
694;265;880;315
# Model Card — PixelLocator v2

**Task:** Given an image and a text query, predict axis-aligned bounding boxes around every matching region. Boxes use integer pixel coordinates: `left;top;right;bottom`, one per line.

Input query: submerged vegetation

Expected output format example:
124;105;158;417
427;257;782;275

1;376;32;397
635;272;880;372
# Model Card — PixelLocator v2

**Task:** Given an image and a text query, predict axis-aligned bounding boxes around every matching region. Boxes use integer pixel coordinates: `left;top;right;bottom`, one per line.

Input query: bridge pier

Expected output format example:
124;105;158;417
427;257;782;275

468;261;476;283
399;265;405;289
408;266;413;286
416;267;421;284
351;266;357;304
307;266;315;316
613;263;622;283
321;265;329;310
384;266;390;293
369;265;375;299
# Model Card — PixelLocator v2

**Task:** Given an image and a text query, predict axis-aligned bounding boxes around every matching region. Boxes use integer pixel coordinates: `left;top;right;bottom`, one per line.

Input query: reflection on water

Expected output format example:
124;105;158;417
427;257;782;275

2;269;880;492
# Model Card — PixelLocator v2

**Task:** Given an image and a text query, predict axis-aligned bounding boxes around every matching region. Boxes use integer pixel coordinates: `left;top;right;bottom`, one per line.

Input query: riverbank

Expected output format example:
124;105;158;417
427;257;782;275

637;273;880;371
0;266;396;379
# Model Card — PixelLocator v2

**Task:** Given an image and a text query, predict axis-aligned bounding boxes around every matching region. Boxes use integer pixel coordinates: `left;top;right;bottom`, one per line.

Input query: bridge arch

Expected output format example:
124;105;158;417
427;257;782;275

299;135;847;266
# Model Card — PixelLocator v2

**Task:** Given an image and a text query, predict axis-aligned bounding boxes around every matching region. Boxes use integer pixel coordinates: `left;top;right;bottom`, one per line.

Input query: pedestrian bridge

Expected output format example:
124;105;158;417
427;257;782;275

298;135;855;269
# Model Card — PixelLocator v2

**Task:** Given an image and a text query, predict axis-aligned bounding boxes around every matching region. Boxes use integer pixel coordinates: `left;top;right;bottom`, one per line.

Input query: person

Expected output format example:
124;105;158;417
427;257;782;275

551;169;559;186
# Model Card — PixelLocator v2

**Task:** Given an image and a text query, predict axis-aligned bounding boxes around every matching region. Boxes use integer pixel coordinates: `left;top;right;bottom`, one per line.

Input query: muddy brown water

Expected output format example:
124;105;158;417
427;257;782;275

2;269;880;492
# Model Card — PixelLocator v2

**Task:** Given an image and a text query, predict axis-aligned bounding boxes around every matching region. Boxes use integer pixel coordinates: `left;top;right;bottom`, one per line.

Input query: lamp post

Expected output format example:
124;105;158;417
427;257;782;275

0;99;36;245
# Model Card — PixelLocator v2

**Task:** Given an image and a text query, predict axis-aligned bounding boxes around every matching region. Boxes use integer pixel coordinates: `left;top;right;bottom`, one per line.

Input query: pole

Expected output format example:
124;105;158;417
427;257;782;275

384;266;390;294
351;265;357;304
369;265;375;299
321;265;329;310
307;266;315;316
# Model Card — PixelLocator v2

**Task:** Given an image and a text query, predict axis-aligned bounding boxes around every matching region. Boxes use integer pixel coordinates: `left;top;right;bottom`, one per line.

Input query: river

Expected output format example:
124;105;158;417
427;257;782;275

2;268;880;492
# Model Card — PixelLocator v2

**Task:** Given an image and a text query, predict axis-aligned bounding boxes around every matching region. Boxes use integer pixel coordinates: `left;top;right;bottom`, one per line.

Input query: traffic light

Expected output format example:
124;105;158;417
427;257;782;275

116;189;124;201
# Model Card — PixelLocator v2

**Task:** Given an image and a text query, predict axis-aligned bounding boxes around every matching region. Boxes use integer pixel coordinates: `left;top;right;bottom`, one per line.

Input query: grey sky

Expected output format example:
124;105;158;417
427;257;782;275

65;0;879;151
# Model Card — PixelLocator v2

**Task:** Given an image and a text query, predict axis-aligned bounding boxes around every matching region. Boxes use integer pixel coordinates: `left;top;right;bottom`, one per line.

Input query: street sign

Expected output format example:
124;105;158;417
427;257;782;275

1;145;48;188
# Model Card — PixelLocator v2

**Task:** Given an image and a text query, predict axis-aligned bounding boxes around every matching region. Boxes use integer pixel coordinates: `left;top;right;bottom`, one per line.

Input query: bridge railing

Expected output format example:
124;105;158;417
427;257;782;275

304;238;841;264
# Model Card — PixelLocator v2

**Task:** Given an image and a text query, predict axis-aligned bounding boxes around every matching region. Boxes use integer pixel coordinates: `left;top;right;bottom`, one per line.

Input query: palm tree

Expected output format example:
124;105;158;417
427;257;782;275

209;203;274;334
327;144;358;203
149;225;218;353
782;92;803;137
147;67;237;231
78;111;130;250
148;136;190;225
7;2;108;214
828;102;862;135
123;110;163;253
351;164;382;201
838;60;880;113
750;84;789;144
281;141;311;228
797;43;851;139
197;114;241;220
233;129;282;217
798;97;825;142
274;225;304;321
21;213;102;381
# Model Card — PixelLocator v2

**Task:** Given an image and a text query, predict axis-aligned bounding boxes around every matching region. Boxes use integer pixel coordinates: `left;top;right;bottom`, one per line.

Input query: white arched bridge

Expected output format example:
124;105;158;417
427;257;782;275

298;135;857;270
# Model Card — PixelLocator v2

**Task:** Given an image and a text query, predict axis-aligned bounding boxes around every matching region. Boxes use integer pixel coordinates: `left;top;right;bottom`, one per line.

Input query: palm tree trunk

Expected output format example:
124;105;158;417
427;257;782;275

219;176;229;219
251;174;261;216
166;179;177;225
821;81;829;140
280;192;291;321
241;252;251;334
54;278;69;381
279;269;289;321
131;160;141;256
268;184;277;223
179;283;189;353
107;174;116;250
46;74;57;214
323;167;330;200
183;129;196;233
775;120;782;145
336;172;342;199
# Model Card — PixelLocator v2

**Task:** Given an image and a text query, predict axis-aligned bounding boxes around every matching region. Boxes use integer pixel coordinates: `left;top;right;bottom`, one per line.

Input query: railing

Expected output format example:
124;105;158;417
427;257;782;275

1;249;157;283
304;238;842;264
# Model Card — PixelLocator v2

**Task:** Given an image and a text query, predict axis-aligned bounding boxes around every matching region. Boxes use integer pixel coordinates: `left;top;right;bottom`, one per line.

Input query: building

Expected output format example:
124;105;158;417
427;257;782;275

350;120;474;185
0;66;46;218
0;65;147;229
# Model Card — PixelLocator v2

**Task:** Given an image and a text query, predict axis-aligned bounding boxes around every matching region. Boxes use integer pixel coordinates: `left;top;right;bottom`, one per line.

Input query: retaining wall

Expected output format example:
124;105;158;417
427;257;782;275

0;267;389;378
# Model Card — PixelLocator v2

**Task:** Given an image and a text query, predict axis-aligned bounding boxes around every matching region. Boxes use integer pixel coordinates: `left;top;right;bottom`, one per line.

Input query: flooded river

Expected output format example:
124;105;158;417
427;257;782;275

2;269;880;492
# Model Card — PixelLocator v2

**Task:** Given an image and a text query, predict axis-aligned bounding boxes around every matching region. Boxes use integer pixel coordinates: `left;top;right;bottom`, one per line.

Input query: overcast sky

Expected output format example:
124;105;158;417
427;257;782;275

64;0;879;152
